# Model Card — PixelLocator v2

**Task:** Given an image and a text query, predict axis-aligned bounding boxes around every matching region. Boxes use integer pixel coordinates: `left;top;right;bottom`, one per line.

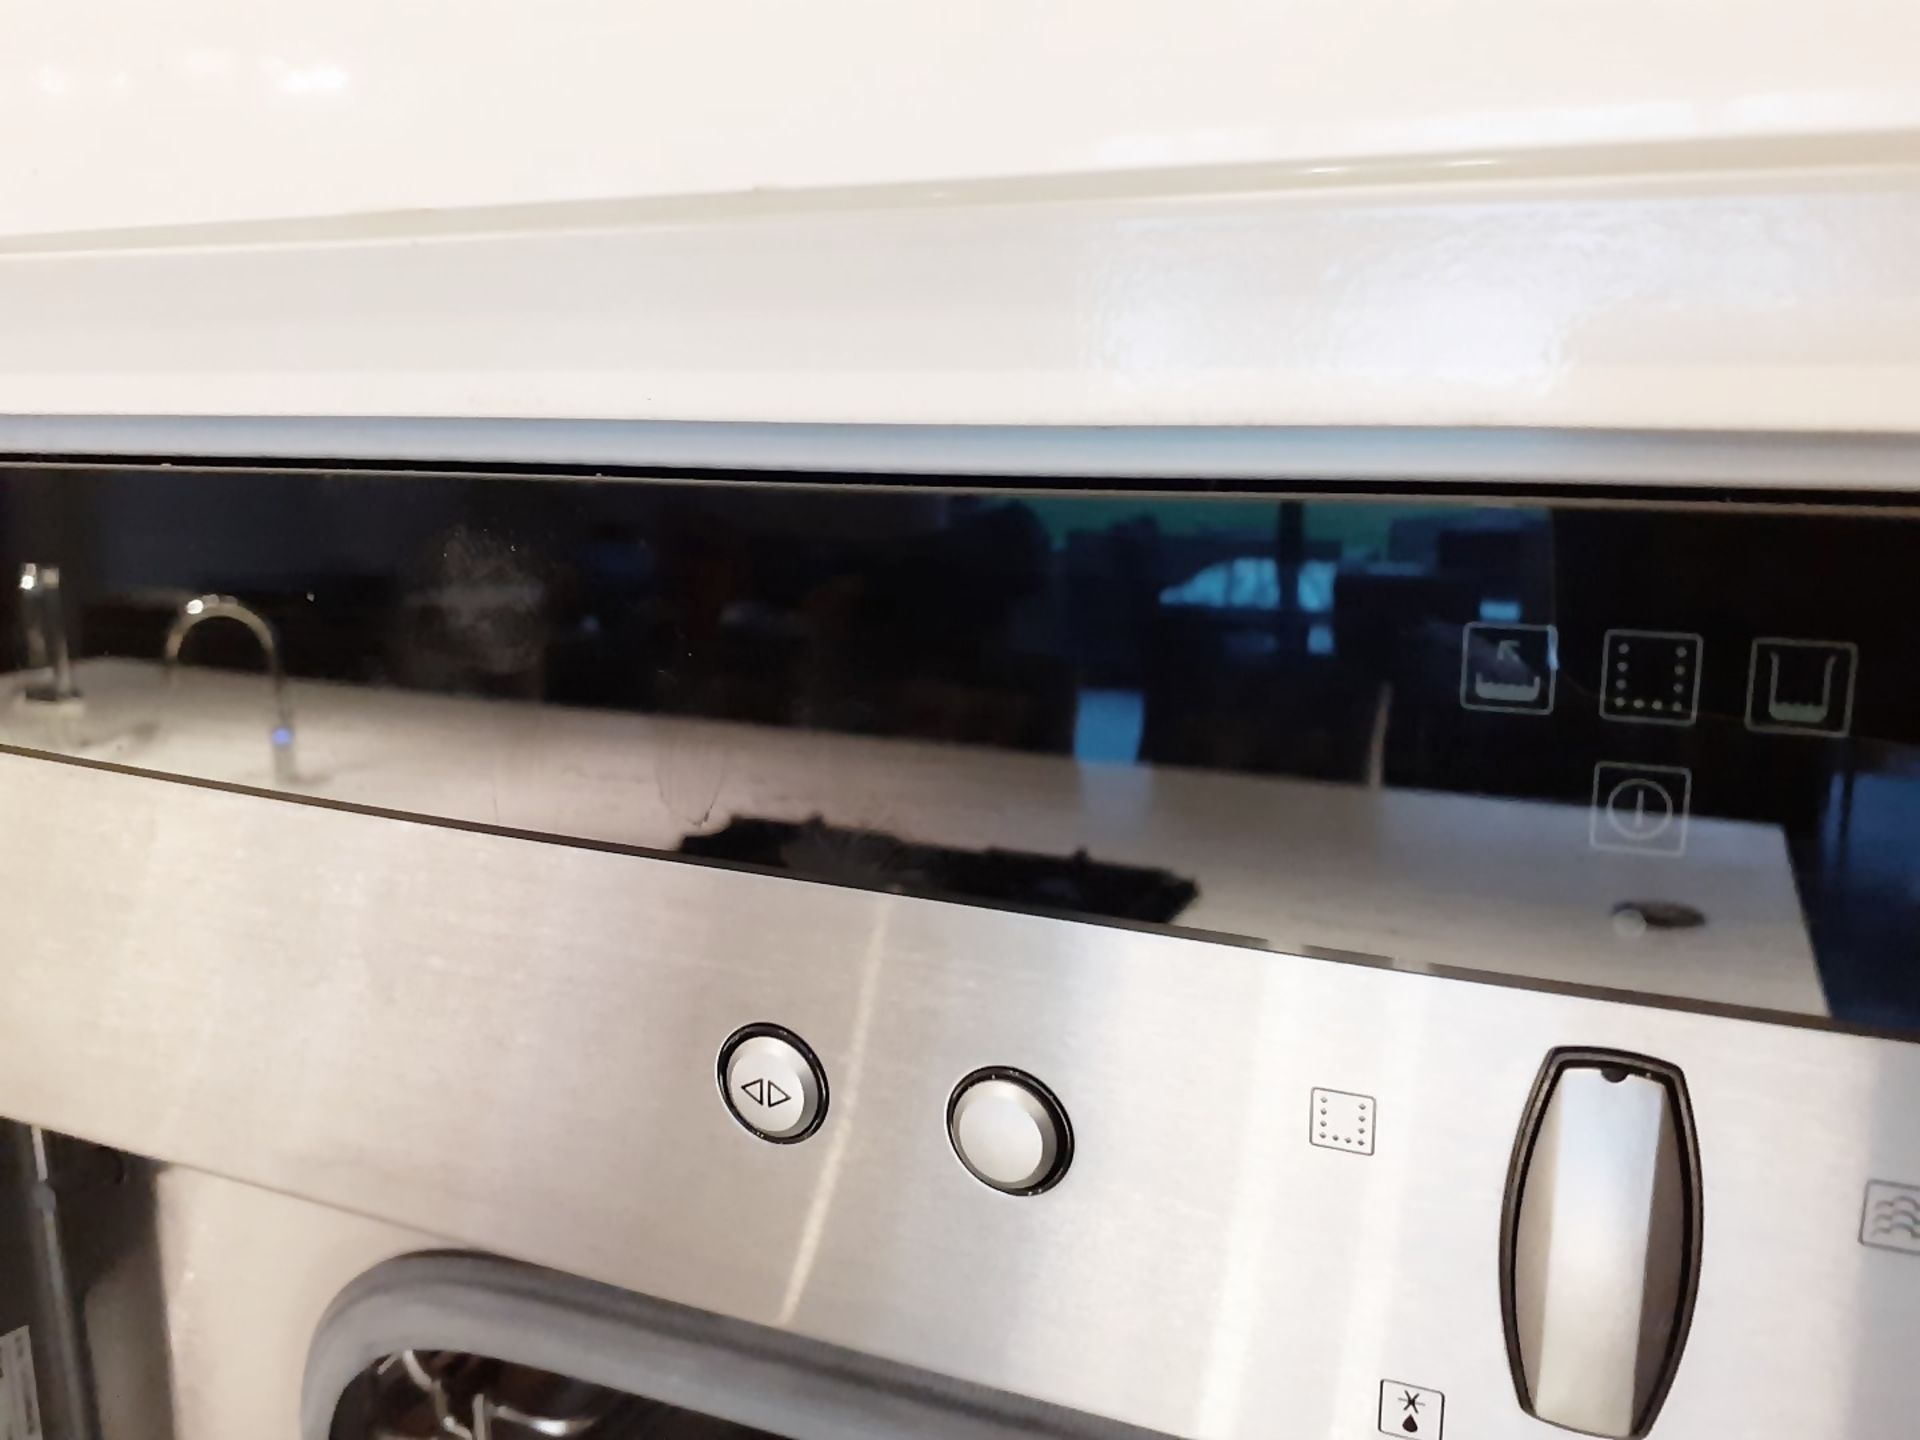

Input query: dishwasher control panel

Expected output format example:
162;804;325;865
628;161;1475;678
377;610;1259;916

2;461;1919;1440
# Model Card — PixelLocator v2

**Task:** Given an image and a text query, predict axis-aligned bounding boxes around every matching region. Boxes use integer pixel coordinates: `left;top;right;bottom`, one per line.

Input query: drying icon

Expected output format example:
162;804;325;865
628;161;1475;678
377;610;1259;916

1861;1181;1920;1255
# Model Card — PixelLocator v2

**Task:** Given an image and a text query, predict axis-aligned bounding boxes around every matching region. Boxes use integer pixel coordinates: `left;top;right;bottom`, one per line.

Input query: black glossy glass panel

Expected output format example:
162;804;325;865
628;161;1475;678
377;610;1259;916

2;466;1914;1031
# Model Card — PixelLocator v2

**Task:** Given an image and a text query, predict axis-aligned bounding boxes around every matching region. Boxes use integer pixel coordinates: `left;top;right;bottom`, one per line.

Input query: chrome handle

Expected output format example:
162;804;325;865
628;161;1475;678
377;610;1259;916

1502;1051;1702;1438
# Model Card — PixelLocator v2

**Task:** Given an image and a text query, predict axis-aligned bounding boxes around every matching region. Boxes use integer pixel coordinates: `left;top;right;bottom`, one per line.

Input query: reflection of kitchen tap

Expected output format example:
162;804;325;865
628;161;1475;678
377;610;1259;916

164;594;297;785
17;563;79;704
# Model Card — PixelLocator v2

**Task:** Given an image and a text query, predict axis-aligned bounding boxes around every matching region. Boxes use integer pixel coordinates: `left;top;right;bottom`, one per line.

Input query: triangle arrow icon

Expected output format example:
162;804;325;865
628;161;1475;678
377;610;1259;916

742;1078;766;1105
764;1079;792;1107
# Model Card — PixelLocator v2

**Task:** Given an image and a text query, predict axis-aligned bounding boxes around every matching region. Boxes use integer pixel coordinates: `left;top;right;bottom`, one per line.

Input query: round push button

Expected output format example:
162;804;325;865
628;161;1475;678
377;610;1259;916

719;1025;826;1142
948;1069;1072;1194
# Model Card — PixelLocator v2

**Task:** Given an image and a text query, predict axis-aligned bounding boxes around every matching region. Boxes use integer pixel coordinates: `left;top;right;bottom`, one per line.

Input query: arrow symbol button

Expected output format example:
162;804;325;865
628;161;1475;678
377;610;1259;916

740;1076;793;1108
721;1028;825;1142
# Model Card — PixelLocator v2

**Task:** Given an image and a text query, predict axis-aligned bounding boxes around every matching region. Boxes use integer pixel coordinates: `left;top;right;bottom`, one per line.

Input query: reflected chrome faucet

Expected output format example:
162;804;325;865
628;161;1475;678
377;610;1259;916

164;594;298;784
18;563;79;704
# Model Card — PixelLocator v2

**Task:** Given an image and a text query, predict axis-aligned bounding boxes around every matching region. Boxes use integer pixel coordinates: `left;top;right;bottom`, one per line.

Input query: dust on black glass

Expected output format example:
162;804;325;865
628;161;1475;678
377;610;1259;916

2;466;1913;1032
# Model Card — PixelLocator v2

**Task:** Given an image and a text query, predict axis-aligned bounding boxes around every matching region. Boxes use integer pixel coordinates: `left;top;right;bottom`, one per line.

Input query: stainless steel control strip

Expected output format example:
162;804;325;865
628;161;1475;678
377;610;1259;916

0;750;1912;1438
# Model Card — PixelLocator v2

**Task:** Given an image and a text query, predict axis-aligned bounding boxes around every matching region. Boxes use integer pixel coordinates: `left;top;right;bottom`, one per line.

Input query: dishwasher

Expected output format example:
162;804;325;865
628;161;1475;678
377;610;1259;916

3;0;1920;1435
0;457;1917;1440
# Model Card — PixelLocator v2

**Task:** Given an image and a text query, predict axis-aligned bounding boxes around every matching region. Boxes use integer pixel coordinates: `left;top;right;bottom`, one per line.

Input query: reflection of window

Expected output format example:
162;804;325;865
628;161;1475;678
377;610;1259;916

1297;560;1335;614
1161;557;1278;610
1158;558;1336;613
1073;689;1146;763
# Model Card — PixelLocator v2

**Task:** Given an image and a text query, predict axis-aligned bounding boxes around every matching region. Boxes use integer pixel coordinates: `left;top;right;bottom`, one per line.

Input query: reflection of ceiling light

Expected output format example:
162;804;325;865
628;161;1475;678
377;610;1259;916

1442;157;1498;169
1304;165;1349;176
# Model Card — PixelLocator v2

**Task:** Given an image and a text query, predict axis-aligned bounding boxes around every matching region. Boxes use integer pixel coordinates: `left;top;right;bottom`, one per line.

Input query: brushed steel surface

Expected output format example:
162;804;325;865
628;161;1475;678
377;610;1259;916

151;1166;441;1440
0;750;1914;1438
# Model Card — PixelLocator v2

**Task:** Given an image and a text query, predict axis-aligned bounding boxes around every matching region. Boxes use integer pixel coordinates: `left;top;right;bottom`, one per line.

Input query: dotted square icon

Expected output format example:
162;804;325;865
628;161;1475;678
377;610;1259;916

1601;629;1702;726
1311;1088;1375;1155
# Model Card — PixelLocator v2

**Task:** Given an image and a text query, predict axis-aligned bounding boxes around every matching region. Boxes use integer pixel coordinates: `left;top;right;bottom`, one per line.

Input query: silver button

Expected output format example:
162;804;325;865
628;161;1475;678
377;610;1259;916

719;1026;826;1142
948;1069;1071;1194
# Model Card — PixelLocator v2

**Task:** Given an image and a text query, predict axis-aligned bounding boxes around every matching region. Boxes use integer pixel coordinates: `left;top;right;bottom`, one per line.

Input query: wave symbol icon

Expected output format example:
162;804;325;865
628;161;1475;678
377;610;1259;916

1863;1184;1920;1252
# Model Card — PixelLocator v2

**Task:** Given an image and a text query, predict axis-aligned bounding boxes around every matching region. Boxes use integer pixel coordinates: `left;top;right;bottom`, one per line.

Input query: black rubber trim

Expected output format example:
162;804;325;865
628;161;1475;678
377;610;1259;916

304;1251;1167;1440
1496;1047;1704;1439
715;1022;830;1145
946;1067;1075;1197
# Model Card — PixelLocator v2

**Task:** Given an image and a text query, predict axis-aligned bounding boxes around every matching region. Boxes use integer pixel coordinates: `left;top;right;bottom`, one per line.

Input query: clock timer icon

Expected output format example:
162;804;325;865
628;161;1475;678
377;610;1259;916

1605;778;1675;841
1591;763;1692;856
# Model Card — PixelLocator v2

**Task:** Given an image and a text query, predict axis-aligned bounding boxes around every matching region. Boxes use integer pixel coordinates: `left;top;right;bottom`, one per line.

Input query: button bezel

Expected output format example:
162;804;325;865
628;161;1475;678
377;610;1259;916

946;1066;1074;1195
717;1022;829;1144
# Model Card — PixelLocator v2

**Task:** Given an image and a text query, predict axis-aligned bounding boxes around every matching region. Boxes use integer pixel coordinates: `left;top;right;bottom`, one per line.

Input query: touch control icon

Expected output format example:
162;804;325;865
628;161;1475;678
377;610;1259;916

1378;1380;1444;1438
1861;1180;1920;1255
1746;638;1857;737
1601;629;1702;726
719;1025;827;1143
1460;622;1557;714
1591;762;1691;857
1311;1088;1376;1155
